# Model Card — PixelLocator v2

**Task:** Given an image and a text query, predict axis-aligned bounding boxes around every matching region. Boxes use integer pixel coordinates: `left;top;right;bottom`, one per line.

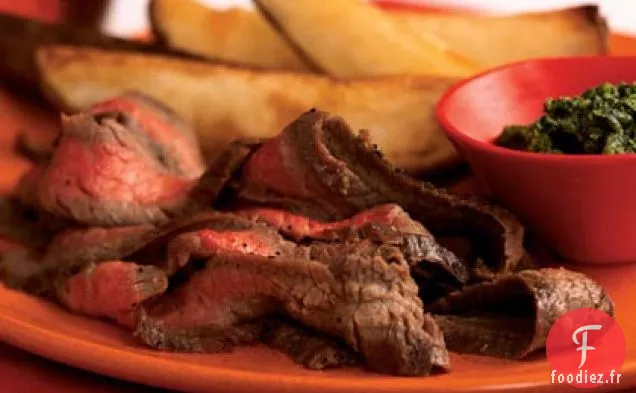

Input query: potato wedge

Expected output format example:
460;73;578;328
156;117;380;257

37;46;458;174
389;5;607;68
253;0;479;78
150;0;309;71
154;1;606;73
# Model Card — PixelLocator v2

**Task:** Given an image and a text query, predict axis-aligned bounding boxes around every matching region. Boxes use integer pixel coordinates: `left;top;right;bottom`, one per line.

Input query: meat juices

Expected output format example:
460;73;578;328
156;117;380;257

0;104;615;377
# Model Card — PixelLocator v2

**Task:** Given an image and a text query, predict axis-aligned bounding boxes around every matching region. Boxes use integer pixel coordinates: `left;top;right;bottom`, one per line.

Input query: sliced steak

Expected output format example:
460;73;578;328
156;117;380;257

14;113;256;227
263;319;359;370
1;211;283;294
235;204;468;292
234;203;431;240
136;241;448;376
234;110;525;274
136;312;266;353
89;92;206;178
160;225;296;275
55;260;168;328
428;268;614;359
20;112;196;226
0;225;155;295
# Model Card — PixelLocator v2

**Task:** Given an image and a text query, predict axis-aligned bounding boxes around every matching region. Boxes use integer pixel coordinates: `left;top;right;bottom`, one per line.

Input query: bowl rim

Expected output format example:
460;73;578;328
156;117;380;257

435;55;636;165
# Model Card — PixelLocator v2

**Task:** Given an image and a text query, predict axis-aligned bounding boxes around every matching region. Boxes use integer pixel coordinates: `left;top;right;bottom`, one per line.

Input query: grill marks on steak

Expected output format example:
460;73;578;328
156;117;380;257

235;110;525;275
136;240;449;376
428;268;615;359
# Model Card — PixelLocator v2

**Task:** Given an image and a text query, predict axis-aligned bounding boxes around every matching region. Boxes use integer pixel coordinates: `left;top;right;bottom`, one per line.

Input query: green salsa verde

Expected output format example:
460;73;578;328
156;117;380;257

495;82;636;154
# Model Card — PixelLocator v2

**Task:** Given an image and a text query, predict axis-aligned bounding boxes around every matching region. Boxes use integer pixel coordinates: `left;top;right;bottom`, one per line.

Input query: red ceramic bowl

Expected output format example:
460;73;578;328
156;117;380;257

437;56;636;264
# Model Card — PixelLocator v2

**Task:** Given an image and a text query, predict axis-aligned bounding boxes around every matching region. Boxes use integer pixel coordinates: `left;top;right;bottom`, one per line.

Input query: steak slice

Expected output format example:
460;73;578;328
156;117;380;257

20;111;196;226
235;204;468;289
234;203;431;240
428;268;614;359
14;112;257;227
136;241;448;376
263;319;359;370
0;211;284;293
0;225;155;295
136;312;266;353
55;260;168;328
89;92;206;178
234;110;524;274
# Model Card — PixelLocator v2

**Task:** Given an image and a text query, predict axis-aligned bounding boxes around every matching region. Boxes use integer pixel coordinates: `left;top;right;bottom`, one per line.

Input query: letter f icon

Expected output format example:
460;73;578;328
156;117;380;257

572;324;602;368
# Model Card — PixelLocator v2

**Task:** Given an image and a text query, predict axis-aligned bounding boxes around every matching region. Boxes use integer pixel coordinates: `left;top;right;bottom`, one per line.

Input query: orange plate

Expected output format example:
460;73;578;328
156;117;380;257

1;28;636;393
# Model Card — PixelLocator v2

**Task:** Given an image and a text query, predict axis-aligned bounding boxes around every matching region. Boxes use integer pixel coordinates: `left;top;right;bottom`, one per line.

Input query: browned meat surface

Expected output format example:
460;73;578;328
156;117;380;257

263;320;359;370
234;204;468;298
136;312;266;353
233;109;524;274
136;243;448;376
429;268;615;359
55;260;168;328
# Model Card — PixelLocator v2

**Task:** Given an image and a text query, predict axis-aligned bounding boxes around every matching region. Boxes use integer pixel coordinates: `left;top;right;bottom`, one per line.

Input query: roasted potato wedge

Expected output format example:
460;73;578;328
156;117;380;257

390;5;607;67
150;0;310;71
152;1;606;73
37;46;458;174
253;0;479;78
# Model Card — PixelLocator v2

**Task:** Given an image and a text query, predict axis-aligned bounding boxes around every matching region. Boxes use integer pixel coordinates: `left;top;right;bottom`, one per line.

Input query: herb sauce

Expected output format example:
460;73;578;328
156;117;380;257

495;82;636;154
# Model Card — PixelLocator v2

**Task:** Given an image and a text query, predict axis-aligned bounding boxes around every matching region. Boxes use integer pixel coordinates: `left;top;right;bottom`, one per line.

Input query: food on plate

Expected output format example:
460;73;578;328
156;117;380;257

430;268;614;358
229;110;524;275
136;233;450;376
37;45;458;174
496;82;636;154
0;12;192;89
262;319;360;370
389;5;607;68
10;94;213;227
253;0;479;78
153;0;606;72
0;101;613;376
150;0;309;71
